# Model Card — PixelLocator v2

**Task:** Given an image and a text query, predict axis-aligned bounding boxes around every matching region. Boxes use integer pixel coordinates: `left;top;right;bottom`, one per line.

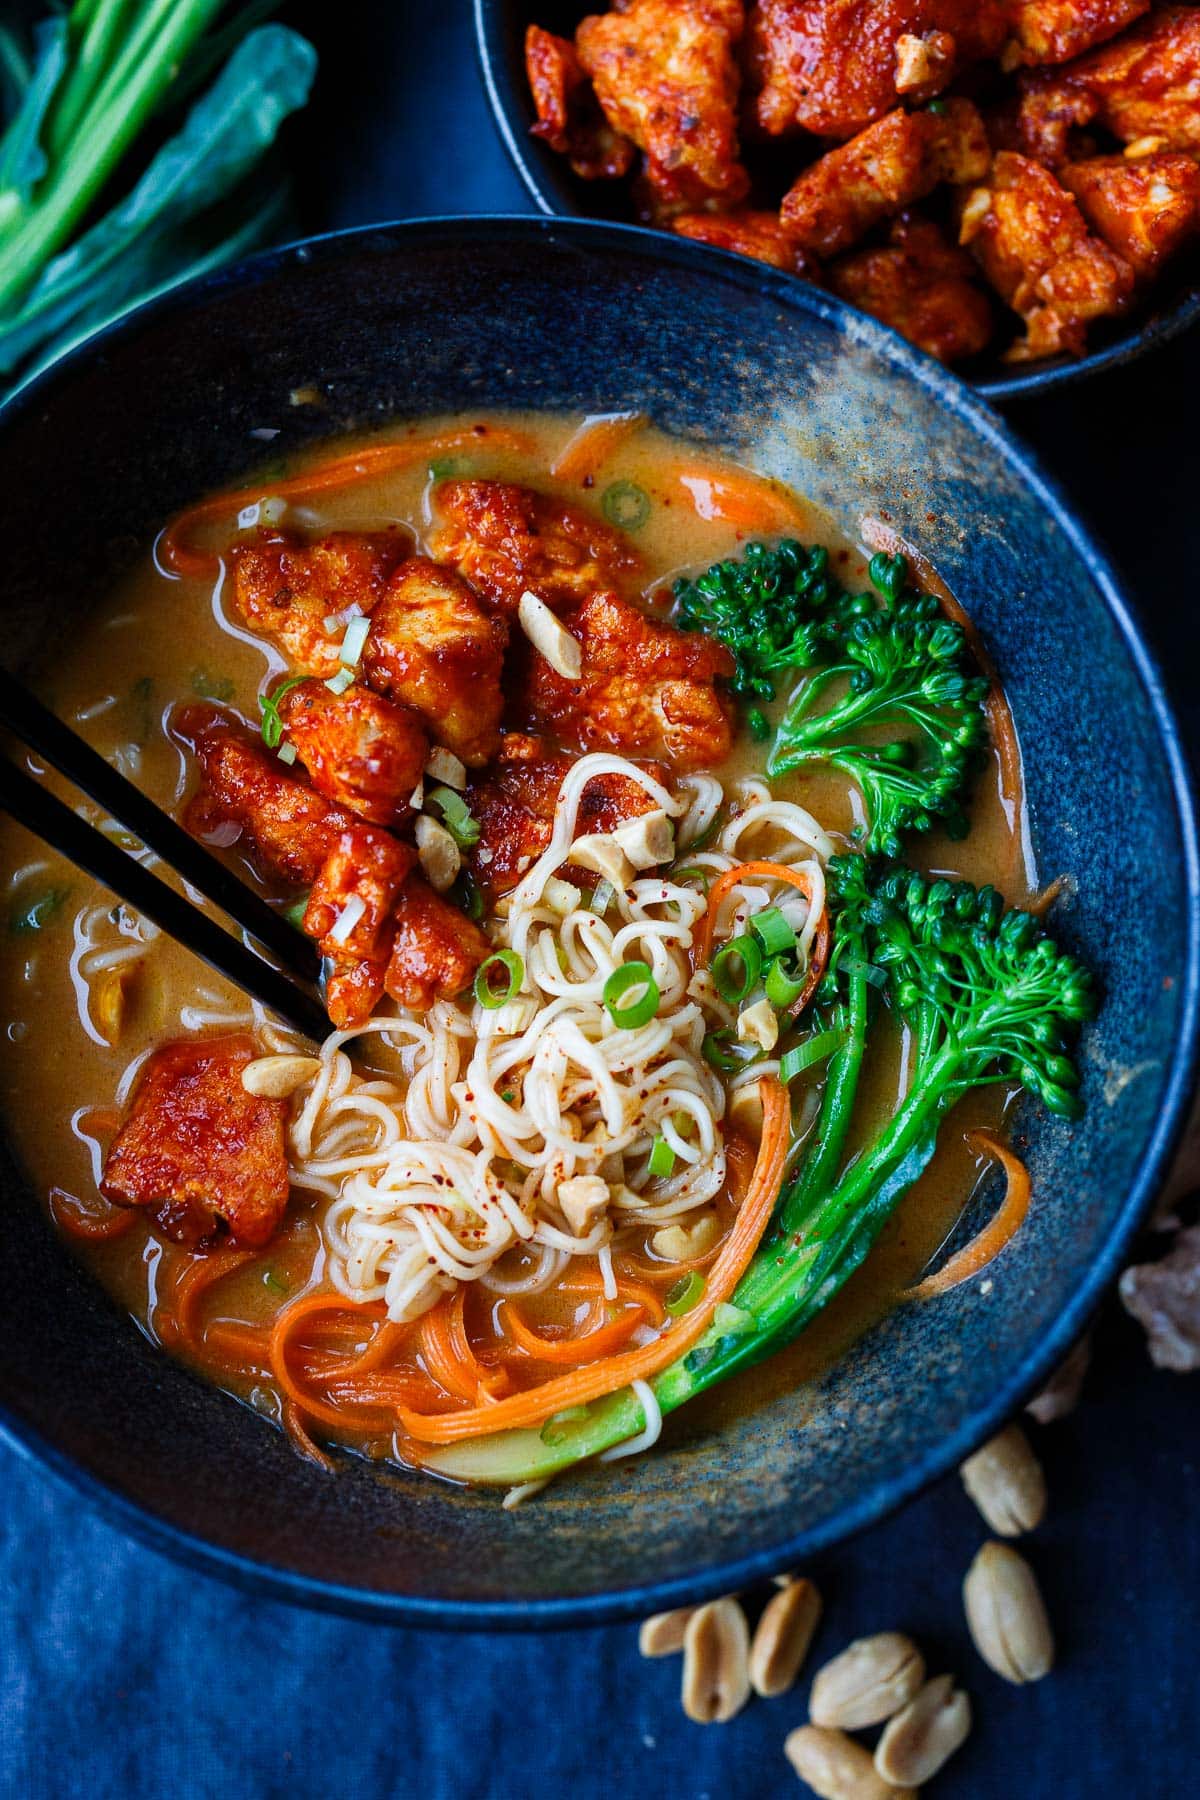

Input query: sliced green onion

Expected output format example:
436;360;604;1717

647;1134;676;1178
589;878;615;915
9;885;71;935
764;953;807;1008
671;865;710;892
428;456;470;482
263;1269;290;1296
842;956;888;989
474;950;524;1010
665;1272;706;1317
429;785;481;848
603;961;660;1030
258;675;307;749
701;1029;759;1073
540;1404;590;1446
601;479;651;531
277;741;298;766
324;666;355;697
673;1110;694;1139
190;669;234;701
338;614;370;666
711;933;763;1004
450;870;484;921
780;1027;847;1083
283;895;309;928
750;906;797;959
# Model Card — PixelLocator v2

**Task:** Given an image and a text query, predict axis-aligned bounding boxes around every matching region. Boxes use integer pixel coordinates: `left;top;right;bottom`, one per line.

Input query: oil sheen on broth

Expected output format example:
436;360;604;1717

0;411;1034;1468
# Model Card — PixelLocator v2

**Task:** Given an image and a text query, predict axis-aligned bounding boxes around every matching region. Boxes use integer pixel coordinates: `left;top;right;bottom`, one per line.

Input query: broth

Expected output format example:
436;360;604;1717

0;410;1034;1475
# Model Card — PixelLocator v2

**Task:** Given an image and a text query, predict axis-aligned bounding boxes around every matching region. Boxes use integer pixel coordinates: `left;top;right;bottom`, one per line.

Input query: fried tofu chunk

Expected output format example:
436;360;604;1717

1011;6;1200;160
430;480;642;615
519;590;735;772
1001;0;1149;68
384;876;490;1012
670;208;820;276
781;99;990;258
179;707;355;886
277;679;427;827
958;150;1135;359
302;827;416;960
101;1036;289;1249
525;24;636;178
228;530;408;677
468;733;660;896
829;212;993;361
361;557;507;767
1061;149;1200;277
576;0;750;207
324;953;389;1032
745;1;1006;139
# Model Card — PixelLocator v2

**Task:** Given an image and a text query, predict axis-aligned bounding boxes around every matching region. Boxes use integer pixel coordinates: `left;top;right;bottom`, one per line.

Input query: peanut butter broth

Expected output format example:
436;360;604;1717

0;411;1033;1468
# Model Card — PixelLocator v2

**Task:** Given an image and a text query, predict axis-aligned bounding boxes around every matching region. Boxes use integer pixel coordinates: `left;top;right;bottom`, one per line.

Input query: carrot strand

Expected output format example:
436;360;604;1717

909;1131;1032;1299
395;1074;790;1444
551;412;646;484
675;464;809;534
501;1299;647;1365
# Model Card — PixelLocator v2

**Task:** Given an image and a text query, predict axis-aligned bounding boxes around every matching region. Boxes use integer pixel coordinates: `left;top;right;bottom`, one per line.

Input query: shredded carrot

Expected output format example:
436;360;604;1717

419;1292;484;1402
269;1293;405;1431
396;1074;789;1444
155;1246;254;1354
202;1319;273;1374
696;860;829;1015
555;1266;668;1325
675;464;808;534
448;1285;510;1399
909;1130;1032;1299
859;517;1023;847
502;1298;648;1364
49;1186;136;1242
282;1400;339;1472
1028;875;1069;918
551;412;646;484
159;425;535;576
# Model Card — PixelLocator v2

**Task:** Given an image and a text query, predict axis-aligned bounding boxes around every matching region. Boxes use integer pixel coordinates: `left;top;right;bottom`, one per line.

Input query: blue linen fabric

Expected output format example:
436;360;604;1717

2;4;1197;1797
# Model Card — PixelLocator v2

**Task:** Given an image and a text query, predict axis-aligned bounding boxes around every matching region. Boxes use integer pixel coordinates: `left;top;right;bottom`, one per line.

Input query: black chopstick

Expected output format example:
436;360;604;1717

0;666;317;981
0;758;329;1044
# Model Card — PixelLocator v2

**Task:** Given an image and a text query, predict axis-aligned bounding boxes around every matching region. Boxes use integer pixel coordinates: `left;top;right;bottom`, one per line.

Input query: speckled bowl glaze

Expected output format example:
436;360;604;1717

475;0;1200;401
0;217;1195;1628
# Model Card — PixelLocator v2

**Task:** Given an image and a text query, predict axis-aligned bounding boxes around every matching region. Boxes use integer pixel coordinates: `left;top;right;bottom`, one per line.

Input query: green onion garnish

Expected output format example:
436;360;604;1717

451;870;484;921
842;956;888;989
263;1270;290;1295
190;669;234;702
429;785;481;848
589;878;616;915
603;961;660;1029
338;614;370;666
701;1029;759;1073
764;953;807;1008
474;950;524;1010
671;865;710;893
258;675;307;749
429;456;470;482
8;885;71;935
647;1134;676;1178
601;479;651;531
665;1271;706;1316
277;742;298;766
780;1028;847;1082
711;932;763;1004
324;666;355;696
750;906;796;959
283;895;309;928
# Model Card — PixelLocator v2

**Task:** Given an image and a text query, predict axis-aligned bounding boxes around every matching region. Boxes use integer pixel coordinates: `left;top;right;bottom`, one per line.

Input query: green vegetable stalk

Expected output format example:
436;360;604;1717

419;860;1095;1485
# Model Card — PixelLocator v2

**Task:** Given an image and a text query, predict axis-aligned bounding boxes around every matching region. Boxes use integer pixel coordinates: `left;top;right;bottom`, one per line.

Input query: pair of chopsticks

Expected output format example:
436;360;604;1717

0;667;329;1042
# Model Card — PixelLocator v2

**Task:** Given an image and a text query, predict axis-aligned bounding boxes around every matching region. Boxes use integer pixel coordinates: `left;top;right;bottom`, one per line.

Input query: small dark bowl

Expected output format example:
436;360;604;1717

475;0;1200;400
0;217;1196;1627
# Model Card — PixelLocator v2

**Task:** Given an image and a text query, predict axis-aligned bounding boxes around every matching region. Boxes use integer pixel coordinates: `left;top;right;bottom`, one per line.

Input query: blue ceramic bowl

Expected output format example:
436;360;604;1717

475;0;1200;401
0;217;1195;1627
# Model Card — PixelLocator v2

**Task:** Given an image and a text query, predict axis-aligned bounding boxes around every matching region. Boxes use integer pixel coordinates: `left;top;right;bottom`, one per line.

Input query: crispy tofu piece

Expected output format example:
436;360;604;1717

179;707;355;886
829;211;994;361
958;150;1135;359
670;208;821;277
576;0;750;206
745;0;1006;139
302;827;416;960
361;556;507;767
1011;6;1200;160
324;953;389;1031
1061;149;1200;277
430;480;642;616
228;530;408;677
525;24;635;178
518;590;735;773
1001;0;1149;68
780;99;990;258
384;876;491;1012
277;679;427;827
468;733;659;896
101;1036;289;1248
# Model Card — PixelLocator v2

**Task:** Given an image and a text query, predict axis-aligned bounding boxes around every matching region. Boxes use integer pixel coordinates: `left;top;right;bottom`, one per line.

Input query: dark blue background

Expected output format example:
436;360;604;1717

3;5;1196;1795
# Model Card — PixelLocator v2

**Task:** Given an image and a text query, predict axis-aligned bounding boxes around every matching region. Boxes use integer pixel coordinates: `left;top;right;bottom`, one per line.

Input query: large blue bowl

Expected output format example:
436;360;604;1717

0;216;1195;1627
474;0;1200;401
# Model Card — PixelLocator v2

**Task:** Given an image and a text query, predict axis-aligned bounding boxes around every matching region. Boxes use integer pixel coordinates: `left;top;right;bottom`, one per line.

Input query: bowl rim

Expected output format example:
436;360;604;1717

0;212;1196;1630
472;0;1200;402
